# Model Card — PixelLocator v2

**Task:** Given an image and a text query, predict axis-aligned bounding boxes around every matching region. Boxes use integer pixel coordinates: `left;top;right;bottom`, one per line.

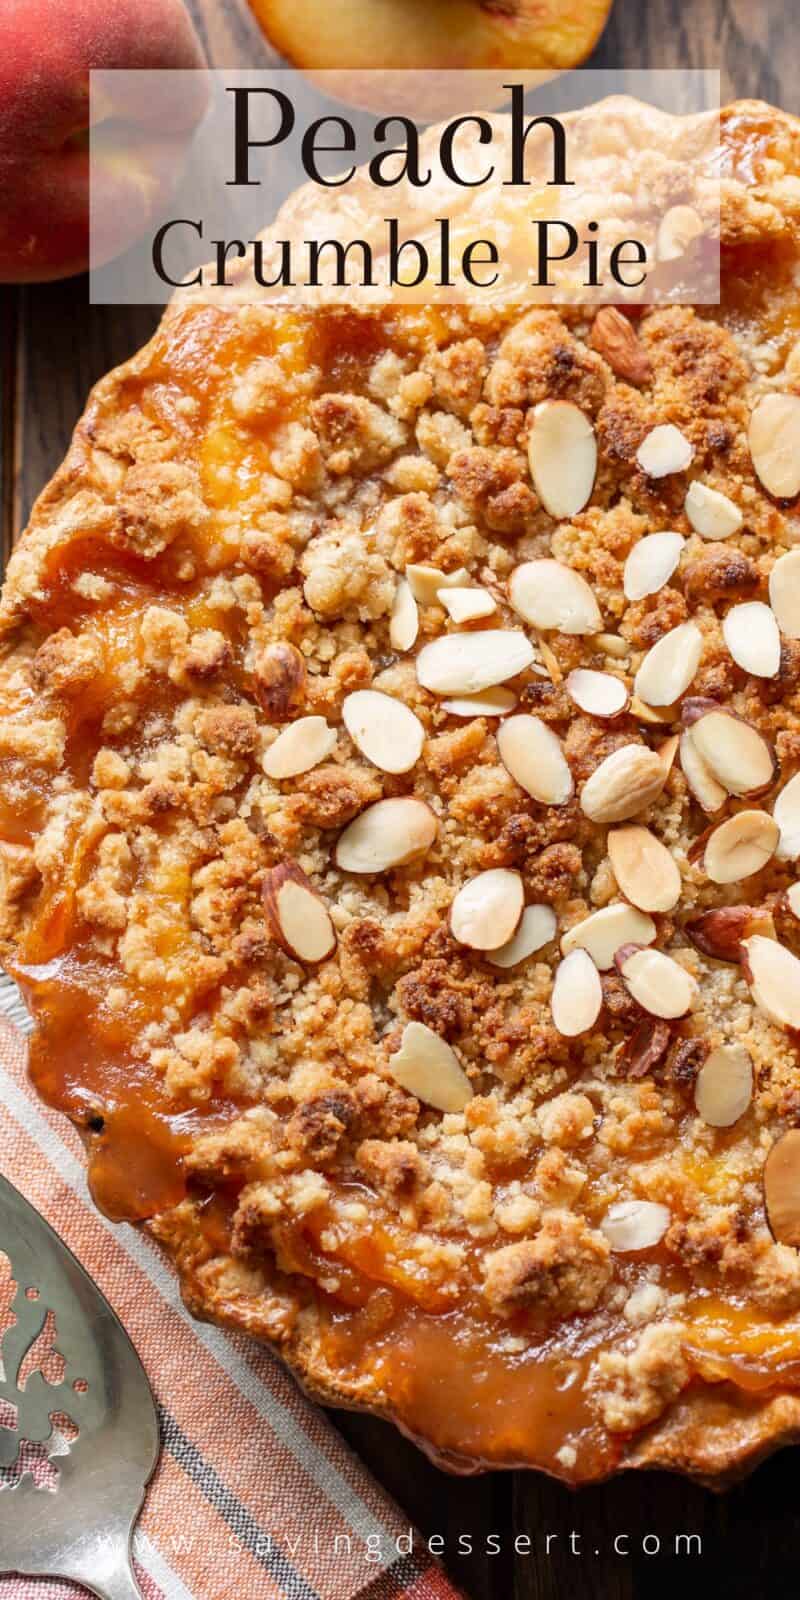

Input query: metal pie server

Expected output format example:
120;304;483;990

0;1172;159;1599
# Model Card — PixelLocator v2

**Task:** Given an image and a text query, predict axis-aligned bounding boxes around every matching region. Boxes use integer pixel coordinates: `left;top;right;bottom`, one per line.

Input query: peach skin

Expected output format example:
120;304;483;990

0;0;207;282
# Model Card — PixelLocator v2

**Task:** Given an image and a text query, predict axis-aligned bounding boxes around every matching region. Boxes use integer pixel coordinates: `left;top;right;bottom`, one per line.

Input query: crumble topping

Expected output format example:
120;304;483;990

3;100;800;1484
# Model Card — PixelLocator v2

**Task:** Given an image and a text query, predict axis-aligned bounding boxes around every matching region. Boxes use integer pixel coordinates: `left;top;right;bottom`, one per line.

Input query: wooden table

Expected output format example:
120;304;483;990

1;2;798;1595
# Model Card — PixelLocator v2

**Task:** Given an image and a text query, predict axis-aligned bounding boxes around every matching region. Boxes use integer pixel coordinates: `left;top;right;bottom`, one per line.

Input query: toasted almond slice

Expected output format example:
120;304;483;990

741;934;800;1029
406;564;470;605
450;868;524;951
634;621;703;707
764;1130;800;1248
629;695;679;726
389;578;419;652
335;798;437;874
685;480;743;540
694;1044;753;1128
580;744;669;824
749;393;800;500
601;1199;670;1251
263;863;336;963
607;825;681;913
722;602;781;679
551;948;603;1037
263;715;336;780
441;687;518;718
416;630;535;696
388;1021;473;1113
636;423;693;478
774;771;800;860
438;586;497;624
342;690;424;775
686;904;772;963
527;400;597;519
657;732;679;775
561;903;656;970
787;882;800;918
769;549;800;639
623;532;684;602
690;710;776;798
617;946;697;1018
657;204;703;262
509;558;601;635
679;727;727;814
487;903;557;968
703;809;779;884
496;714;573;805
597;632;630;659
566;669;629;719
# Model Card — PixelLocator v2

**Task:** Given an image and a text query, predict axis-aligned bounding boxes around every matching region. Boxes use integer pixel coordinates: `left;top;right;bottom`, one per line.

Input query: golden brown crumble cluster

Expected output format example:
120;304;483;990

4;101;800;1483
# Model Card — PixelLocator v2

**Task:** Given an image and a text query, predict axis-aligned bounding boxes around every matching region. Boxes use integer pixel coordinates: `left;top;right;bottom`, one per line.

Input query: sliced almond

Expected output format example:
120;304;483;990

487;903;557;968
601;1199;670;1251
741;934;800;1030
550;948;603;1037
607;825;681;913
406;564;470;605
438;586;497;624
263;862;336;963
769;549;800;639
509;559;601;636
694;1044;753;1128
774;771;800;861
387;1021;473;1113
686;904;771;963
441;687;517;718
689;710;776;798
342;690;424;775
566;669;629;719
657;732;680;776
787;882;800;919
623;532;684;602
619;1017;672;1079
657;204;703;262
764;1130;800;1248
617;946;697;1019
561;902;656;970
263;716;336;780
634;621;703;707
679;727;727;814
636;423;693;478
749;393;800;500
527;400;597;520
597;632;630;660
580;744;669;824
416;630;535;696
254;641;307;721
450;868;524;951
630;695;680;726
703;809;779;884
335;798;437;874
389;578;418;652
590;306;651;386
722;602;781;679
685;480;742;540
497;715;573;805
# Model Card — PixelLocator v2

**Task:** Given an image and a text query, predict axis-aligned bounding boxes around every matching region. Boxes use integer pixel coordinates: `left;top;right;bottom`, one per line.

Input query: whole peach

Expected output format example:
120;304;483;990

0;0;206;282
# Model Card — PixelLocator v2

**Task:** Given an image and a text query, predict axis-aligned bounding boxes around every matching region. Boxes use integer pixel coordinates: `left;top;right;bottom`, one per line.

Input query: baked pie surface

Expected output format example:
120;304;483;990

4;100;800;1484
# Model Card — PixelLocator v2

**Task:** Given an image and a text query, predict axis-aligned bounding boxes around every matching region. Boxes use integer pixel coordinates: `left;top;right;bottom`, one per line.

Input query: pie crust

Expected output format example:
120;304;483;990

3;100;800;1484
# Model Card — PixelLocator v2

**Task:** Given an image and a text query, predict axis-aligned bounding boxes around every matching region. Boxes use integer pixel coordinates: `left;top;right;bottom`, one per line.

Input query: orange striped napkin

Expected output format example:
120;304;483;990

0;978;460;1600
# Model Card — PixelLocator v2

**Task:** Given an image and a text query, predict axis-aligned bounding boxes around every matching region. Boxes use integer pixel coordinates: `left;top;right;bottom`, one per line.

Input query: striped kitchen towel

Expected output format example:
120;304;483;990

0;976;461;1600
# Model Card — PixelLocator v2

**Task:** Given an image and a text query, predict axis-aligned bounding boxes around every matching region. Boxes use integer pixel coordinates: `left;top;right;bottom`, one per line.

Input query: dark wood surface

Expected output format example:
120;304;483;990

1;2;799;1596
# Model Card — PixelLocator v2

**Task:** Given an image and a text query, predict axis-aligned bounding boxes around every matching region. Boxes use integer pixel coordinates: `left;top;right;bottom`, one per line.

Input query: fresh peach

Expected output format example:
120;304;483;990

247;0;613;112
0;0;206;282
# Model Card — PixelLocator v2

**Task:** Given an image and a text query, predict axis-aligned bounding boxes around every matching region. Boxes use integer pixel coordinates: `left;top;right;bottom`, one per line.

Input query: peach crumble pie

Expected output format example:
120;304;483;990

4;100;800;1484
